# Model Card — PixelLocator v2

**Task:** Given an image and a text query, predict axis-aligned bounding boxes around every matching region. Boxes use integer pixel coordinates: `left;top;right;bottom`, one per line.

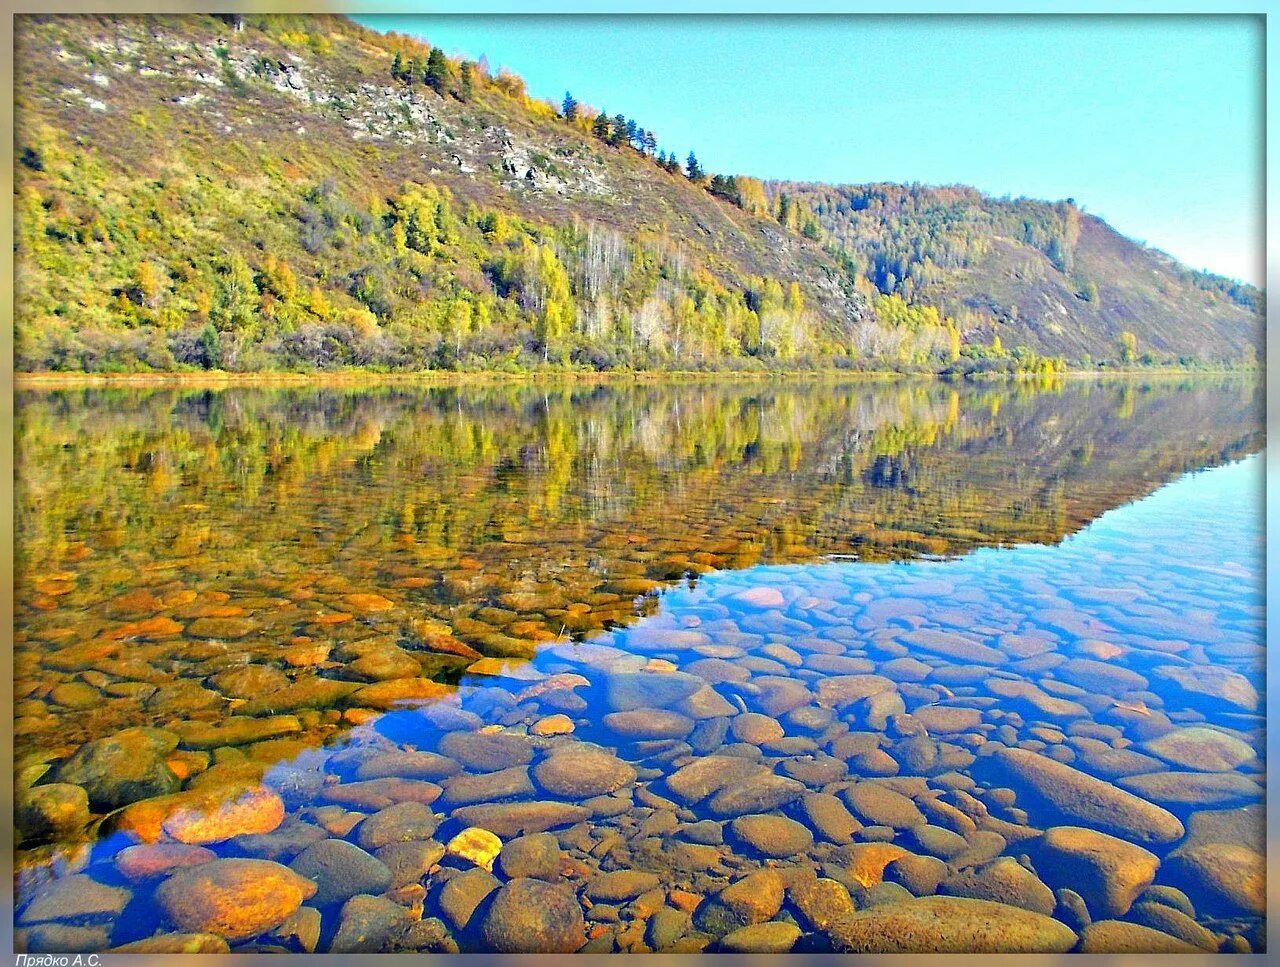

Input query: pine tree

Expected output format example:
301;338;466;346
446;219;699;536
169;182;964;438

686;151;703;181
459;61;475;101
642;130;657;155
656;150;667;168
592;110;610;140
561;91;578;121
625;118;639;148
391;51;405;83
425;47;450;93
610;114;628;147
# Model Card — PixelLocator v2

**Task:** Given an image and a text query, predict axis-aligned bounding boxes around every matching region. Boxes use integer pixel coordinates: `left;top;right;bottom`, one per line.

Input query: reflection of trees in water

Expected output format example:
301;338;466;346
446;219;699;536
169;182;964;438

15;378;1264;584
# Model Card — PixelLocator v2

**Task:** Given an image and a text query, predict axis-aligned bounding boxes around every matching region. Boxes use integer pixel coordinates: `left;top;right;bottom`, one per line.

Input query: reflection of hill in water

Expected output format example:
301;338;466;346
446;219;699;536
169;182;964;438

13;377;1264;762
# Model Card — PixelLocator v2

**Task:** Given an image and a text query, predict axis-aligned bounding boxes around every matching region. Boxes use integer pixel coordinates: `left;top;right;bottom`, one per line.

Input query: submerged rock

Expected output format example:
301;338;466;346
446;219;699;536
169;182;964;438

53;727;180;810
1032;826;1158;918
155;858;316;940
821;895;1077;953
478;878;585;953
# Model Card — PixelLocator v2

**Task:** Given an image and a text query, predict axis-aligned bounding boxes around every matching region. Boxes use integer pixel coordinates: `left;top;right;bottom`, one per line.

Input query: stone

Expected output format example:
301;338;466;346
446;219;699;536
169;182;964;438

694;870;784;934
496;833;561;880
729;814;813;858
586;871;661;902
53;727;180;810
1142;726;1255;772
984;748;1184;845
376;840;445;888
436;868;500;931
479;878;585;953
240;677;360;715
330;894;411;953
450;801;589;838
706;774;805;817
788;877;856;929
16;783;90;842
355;801;442;850
605;670;705;711
939;857;1055;915
322;778;442;810
445;827;503;871
646;907;692;950
1117;771;1261;808
173;715;301;749
717;921;801;952
232;822;329;861
354;751;461;781
664;755;766;804
799;792;862;844
20;923;113;952
440;766;535;807
351;678;453;709
532;746;636;799
815;674;897;709
900;629;1005;665
906;824;968;860
732;586;786;609
437;730;533;772
19;874;131;924
531;714;575;736
155;859;316;940
1128;902;1217;950
1032;826;1159;918
911;705;983;733
1150;665;1259;712
1163;843;1265;917
839;842;909;888
822;895;1077;953
111;782;285;845
1053;658;1148;696
1077;920;1199;953
111;933;231;954
115;843;216;882
883;853;949;896
288;840;393;907
842;783;925;829
604;709;694;740
730;712;785;744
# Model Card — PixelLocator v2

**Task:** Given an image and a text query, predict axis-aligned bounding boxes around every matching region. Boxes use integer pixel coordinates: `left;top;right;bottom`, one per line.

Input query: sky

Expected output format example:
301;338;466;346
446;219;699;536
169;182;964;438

354;15;1263;285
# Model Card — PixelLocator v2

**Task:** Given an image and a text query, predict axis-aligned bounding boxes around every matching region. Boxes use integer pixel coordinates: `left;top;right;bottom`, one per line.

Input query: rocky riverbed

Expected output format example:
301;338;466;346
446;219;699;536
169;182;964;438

12;450;1265;954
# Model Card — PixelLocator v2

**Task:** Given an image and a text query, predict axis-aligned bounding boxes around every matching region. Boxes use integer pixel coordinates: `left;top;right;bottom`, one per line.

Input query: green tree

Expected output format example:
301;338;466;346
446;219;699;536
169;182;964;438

459;61;475;100
391;51;405;83
561;91;578;121
592;110;611;140
686;151;703;182
425;47;451;93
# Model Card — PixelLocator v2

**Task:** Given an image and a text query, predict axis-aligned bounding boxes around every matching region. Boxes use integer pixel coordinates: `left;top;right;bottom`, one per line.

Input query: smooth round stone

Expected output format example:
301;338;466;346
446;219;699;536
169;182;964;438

1117;771;1261;808
821;896;1077;953
584;870;661;902
603;709;694;740
911;705;983;733
355;801;442;850
985;747;1184;845
439;766;534;807
354;751;460;781
779;754;846;786
1141;727;1256;773
478;878;585;953
788;877;856;929
1163;843;1265;917
330;894;412;953
444;827;503;871
732;586;786;610
448;802;589;838
905;824;968;861
437;731;532;772
375;840;446;889
16;783;90;842
693;869;785;934
155;859;316;941
883;853;948;897
604;670;704;711
842;784;925;829
19;874;132;925
1127;902;1217;951
1052;658;1148;696
717;921;801;953
288;840;392;907
530;714;575;736
435;868;500;931
532;746;636;799
1078;920;1199;953
1032;826;1158;918
837;842;909;888
729;814;814;858
114;843;216;882
730;712;784;745
495;833;561;880
706;773;805;818
53;727;180;810
938;857;1055;915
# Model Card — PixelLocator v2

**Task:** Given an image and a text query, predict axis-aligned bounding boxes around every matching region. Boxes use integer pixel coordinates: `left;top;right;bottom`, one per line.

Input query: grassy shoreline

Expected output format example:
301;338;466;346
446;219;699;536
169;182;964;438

12;366;1256;389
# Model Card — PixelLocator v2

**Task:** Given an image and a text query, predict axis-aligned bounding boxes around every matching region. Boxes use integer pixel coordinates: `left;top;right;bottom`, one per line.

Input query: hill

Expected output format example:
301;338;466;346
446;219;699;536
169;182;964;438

13;14;1263;374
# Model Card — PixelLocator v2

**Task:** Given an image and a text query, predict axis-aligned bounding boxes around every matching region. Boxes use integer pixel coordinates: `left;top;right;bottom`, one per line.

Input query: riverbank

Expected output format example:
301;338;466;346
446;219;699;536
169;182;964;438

12;366;1255;389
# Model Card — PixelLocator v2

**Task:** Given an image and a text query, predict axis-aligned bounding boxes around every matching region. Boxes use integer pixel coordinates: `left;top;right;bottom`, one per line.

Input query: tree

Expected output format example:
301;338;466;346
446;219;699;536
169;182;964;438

592;110;611;140
1118;330;1138;364
425;47;451;93
686;151;703;182
391;51;405;83
561;91;578;121
642;130;657;155
459;61;475;101
625;118;639;148
610;114;628;147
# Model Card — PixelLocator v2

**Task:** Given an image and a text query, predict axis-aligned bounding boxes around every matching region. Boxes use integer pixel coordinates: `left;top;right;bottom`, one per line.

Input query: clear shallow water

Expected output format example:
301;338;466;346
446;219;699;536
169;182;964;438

12;378;1266;954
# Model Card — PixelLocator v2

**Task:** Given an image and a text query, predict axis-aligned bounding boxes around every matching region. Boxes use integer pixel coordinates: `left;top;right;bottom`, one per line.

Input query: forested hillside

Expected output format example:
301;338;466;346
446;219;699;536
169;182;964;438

13;14;1263;373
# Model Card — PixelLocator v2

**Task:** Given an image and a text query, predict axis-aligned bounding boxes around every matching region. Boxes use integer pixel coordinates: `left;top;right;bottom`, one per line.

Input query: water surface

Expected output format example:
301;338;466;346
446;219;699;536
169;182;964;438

13;377;1266;954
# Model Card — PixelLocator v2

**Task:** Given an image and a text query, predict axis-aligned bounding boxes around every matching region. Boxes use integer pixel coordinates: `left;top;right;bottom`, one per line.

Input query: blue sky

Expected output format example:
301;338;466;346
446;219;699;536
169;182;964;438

355;15;1263;285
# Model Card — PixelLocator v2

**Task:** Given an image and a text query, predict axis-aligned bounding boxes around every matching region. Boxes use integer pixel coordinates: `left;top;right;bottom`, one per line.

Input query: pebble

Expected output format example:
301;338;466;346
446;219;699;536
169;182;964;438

729;814;813;857
478;878;585;953
288;840;393;907
155;859;316;940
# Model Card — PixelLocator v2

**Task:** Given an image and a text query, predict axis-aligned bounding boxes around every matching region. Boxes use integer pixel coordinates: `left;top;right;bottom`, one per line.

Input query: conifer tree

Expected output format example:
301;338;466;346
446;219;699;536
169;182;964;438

686;151;703;181
561;91;578;121
592;110;611;140
391;51;405;83
610;114;628;147
425;47;450;93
